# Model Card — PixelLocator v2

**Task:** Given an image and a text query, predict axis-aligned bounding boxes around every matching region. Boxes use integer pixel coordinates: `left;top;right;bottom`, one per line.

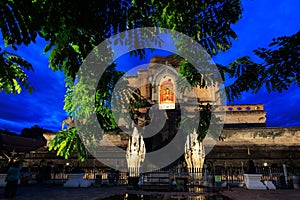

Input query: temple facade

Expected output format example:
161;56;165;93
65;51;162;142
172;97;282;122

124;55;266;128
117;55;299;169
1;55;299;174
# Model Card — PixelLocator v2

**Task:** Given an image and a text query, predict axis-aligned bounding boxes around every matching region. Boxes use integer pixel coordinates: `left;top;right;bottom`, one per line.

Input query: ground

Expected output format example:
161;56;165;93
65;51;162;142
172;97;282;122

0;185;300;200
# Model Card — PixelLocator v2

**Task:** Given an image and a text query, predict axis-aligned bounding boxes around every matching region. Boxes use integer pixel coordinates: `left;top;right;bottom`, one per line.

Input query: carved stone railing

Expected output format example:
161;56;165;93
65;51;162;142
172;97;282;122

215;104;265;112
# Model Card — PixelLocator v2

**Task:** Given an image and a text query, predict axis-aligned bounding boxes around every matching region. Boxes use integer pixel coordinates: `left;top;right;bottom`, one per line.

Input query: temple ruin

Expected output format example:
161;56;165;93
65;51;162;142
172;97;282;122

1;55;299;181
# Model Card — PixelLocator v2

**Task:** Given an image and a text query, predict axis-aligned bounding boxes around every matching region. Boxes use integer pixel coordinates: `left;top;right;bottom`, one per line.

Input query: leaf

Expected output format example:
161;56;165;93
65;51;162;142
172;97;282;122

71;44;80;54
12;79;21;94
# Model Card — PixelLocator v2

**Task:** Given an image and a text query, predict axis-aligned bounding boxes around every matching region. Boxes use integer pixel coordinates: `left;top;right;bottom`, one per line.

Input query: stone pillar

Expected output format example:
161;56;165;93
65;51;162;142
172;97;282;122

126;127;146;177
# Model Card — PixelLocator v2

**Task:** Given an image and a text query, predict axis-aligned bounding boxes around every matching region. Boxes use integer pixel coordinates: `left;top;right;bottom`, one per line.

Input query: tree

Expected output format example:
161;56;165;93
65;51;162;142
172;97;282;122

0;129;17;136
0;0;244;161
3;0;298;161
1;0;242;89
225;31;300;102
0;48;33;94
20;125;51;141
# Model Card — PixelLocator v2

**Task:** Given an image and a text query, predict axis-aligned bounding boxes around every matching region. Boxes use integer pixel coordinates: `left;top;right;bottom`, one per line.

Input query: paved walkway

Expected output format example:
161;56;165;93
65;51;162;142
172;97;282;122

221;188;300;200
2;185;127;200
0;185;299;200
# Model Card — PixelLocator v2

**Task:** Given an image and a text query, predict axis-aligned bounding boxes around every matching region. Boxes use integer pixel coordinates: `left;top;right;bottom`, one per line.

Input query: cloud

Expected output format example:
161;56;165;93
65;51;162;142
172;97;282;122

0;38;67;133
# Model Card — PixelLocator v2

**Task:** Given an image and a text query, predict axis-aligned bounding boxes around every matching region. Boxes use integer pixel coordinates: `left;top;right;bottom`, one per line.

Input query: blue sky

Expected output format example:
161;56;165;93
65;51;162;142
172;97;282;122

0;37;67;133
0;0;300;133
213;0;300;127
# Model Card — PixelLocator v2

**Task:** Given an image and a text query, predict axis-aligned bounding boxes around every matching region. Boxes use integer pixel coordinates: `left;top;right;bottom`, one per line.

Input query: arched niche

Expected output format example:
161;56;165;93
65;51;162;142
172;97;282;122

151;66;178;109
159;75;175;109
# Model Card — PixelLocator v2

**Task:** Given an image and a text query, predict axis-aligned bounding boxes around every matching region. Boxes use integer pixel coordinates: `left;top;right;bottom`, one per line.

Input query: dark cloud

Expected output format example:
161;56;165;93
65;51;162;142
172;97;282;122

0;82;66;133
0;38;67;133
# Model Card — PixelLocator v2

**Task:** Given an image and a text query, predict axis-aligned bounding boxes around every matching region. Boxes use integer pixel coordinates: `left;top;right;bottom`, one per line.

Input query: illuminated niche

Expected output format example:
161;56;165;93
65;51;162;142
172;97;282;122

159;75;175;110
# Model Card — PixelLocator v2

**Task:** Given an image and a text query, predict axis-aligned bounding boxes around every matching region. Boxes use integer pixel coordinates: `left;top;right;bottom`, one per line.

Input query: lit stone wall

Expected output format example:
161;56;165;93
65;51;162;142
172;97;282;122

206;127;300;168
93;55;299;169
220;104;267;125
220;127;300;145
124;56;267;127
125;55;218;104
39;128;300;169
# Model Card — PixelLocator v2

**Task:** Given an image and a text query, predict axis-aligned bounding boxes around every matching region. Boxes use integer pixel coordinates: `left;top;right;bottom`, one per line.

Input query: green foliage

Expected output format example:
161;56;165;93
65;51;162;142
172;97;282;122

1;0;243;84
95;64;125;131
0;0;39;94
0;0;38;48
197;104;213;141
254;31;300;92
129;0;242;56
0;48;33;94
225;56;265;102
63;63;125;132
226;31;300;102
4;0;298;161
179;104;217;142
48;128;89;162
0;0;245;161
178;60;207;89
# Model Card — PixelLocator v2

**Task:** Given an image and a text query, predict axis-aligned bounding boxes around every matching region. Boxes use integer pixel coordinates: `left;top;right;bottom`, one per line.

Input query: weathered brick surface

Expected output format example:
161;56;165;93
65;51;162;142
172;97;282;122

206;127;300;168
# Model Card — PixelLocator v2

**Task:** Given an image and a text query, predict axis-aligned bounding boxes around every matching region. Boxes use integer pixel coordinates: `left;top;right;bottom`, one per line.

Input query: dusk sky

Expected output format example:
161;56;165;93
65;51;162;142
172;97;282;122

0;0;300;133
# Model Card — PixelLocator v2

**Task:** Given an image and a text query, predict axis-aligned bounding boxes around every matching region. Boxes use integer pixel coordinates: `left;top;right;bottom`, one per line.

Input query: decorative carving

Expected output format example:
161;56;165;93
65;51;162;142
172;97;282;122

253;130;284;139
126;127;146;176
132;108;151;127
184;129;205;179
61;116;75;130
